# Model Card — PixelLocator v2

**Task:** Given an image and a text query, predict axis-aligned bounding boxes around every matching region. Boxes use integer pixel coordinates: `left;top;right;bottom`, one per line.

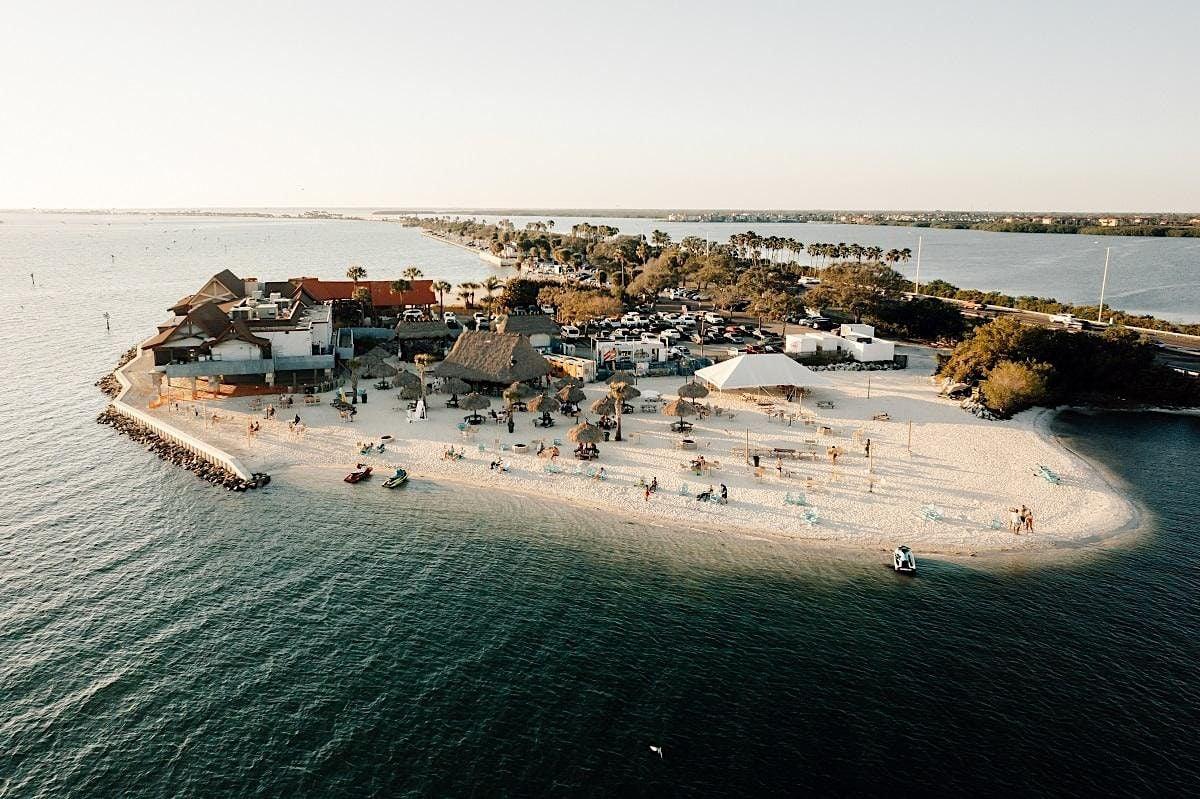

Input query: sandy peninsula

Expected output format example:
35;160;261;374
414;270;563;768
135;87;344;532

131;347;1135;556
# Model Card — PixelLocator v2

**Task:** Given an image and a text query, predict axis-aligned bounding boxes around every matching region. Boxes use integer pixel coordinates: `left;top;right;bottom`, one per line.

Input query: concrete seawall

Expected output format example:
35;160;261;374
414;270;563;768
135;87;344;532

110;352;254;481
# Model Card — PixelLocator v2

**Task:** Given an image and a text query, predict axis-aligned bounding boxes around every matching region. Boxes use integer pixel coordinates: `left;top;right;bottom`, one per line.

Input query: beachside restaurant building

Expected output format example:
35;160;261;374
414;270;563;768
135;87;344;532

144;270;336;394
432;331;551;393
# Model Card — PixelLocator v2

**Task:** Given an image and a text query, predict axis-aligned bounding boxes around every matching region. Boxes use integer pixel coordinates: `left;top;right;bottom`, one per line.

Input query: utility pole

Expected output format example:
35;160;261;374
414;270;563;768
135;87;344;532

103;312;111;331
1097;247;1111;323
913;236;923;295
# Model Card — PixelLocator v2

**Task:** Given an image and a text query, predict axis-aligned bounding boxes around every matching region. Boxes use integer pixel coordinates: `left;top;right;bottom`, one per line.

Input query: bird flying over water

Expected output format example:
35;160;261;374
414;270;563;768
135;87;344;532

649;745;663;758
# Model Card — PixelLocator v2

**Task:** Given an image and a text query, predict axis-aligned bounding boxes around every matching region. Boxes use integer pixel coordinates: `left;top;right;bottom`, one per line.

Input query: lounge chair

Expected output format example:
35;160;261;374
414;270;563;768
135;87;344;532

989;516;1003;530
784;491;807;506
500;443;511;451
678;483;691;496
1035;464;1062;484
801;508;819;526
544;463;562;474
920;505;944;522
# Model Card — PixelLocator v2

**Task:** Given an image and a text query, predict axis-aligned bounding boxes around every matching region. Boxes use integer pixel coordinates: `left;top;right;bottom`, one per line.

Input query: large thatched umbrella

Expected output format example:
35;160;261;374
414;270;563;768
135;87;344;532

554;376;584;390
399;385;421;401
506;381;536;400
557;384;586;409
605;370;637;385
460;392;491;424
662;398;698;432
393;371;421;390
590;396;615;416
527;392;556;426
439;376;470;407
677;381;709;400
567;421;602;457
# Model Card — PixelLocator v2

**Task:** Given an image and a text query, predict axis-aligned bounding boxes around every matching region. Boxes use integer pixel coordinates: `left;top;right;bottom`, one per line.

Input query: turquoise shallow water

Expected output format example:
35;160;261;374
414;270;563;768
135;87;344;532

2;215;1199;796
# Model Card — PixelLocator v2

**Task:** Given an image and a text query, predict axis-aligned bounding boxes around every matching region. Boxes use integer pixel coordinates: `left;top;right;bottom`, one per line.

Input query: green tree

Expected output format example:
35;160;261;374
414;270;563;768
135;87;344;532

431;280;452;319
981;360;1052;416
346;264;367;283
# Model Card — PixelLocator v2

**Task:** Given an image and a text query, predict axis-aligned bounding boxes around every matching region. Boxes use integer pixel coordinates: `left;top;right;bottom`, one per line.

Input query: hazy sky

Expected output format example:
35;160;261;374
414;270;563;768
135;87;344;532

2;1;1197;211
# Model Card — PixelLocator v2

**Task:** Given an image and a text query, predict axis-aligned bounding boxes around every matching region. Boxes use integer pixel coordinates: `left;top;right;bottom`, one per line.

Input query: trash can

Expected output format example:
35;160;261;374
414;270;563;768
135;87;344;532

752;454;760;467
362;391;368;404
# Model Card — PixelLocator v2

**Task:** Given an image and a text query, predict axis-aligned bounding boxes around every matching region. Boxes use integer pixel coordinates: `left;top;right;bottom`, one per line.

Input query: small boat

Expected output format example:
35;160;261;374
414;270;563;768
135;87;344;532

344;464;372;484
382;468;409;489
893;545;917;574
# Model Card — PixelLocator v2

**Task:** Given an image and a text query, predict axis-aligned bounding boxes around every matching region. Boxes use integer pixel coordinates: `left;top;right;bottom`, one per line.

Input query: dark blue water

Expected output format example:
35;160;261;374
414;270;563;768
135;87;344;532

2;410;1199;797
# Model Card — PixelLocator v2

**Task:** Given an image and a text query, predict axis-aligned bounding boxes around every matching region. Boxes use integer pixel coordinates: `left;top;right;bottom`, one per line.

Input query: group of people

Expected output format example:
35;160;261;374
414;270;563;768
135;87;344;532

1009;505;1036;533
441;445;465;461
639;476;659;501
696;484;729;504
689;455;710;475
488;458;511;472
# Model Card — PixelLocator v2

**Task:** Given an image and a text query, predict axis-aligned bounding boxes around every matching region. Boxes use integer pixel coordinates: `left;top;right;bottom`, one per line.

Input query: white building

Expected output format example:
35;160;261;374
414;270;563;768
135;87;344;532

785;323;895;362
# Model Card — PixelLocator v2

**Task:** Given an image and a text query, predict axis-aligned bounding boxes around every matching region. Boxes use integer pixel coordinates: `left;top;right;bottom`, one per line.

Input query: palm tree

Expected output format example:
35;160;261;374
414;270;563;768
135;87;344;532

432;280;451;319
608;380;638;442
458;281;479;309
413;353;435;398
403;266;423;280
346;357;362;399
346;264;367;283
390;278;411;313
482;276;503;307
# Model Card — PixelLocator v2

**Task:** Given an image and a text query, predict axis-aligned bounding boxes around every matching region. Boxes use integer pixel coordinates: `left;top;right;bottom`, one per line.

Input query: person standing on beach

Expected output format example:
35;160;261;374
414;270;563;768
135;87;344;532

1024;509;1035;533
720;484;728;504
864;438;871;458
644;485;651;502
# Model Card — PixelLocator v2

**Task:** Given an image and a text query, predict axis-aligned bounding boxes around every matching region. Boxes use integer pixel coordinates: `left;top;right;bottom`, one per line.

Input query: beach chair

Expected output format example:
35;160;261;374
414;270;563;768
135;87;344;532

784;491;807;506
801;508;820;526
678;483;691;496
553;438;563;446
989;516;1004;530
477;443;486;453
500;443;512;452
1035;464;1062;484
920;505;945;522
544;463;562;474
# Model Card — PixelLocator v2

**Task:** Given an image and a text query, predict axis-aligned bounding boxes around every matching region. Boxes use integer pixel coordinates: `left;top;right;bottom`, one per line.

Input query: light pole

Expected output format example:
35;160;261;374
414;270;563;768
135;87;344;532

1097;247;1111;323
913;235;923;295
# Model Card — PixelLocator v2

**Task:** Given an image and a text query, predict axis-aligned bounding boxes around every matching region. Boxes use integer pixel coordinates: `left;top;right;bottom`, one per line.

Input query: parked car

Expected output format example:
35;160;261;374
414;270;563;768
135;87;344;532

401;308;424;322
560;324;580;339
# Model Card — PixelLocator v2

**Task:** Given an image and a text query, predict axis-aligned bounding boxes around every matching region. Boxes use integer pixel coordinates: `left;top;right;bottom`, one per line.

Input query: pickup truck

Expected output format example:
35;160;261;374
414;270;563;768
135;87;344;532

1049;313;1084;330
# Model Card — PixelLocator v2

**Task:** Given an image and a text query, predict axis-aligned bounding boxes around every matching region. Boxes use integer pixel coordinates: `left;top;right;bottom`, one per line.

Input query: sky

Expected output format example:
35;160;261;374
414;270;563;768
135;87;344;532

2;0;1198;211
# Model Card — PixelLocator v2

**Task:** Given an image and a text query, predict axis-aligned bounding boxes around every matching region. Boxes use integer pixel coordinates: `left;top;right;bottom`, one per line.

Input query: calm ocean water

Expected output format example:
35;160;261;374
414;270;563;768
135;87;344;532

2;215;1199;796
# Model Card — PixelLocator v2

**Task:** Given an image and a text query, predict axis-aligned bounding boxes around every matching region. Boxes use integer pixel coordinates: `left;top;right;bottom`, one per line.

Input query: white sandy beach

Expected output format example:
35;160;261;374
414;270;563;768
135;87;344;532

133;347;1135;556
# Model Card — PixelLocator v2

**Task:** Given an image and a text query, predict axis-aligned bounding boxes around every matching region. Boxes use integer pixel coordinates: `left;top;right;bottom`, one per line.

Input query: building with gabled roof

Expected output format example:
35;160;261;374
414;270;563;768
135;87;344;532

432;331;551;389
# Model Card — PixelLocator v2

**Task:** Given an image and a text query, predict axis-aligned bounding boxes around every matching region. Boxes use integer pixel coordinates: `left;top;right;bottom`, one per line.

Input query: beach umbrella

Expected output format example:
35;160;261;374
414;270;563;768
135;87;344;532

460;392;491;414
677;381;709;400
439;377;470;396
609;382;640;401
557;385;586;404
554;376;584;390
399;385;421;400
605;370;637;385
392;371;421;389
590;396;615;415
460;392;491;423
506;381;537;400
662;398;698;431
567;421;602;445
527;393;555;412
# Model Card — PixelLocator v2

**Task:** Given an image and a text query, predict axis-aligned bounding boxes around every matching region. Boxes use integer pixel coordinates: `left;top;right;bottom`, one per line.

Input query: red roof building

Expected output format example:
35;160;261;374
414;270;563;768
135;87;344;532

294;278;436;309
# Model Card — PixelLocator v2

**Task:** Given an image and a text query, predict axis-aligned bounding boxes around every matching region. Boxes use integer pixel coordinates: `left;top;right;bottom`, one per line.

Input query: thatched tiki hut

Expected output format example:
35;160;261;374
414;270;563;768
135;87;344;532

432;331;550;395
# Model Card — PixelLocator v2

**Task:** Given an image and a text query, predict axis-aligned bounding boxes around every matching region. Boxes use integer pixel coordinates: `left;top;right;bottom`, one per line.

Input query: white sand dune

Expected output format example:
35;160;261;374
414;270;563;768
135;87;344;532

144;347;1135;556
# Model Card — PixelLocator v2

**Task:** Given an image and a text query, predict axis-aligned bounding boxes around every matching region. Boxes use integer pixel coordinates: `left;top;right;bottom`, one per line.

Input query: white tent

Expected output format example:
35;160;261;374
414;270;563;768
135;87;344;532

693;354;834;391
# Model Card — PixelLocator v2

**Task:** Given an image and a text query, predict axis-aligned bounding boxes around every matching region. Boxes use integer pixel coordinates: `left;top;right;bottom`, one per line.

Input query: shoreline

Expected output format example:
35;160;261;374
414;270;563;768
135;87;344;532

128;348;1144;560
